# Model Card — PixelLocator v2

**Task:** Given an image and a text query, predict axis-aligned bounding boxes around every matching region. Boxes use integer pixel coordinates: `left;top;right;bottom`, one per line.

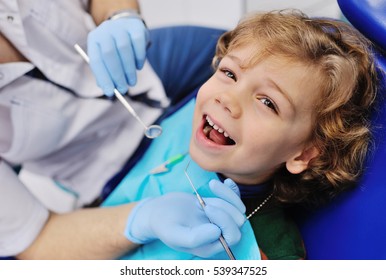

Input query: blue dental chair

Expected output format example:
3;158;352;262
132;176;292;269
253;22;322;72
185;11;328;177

294;0;386;260
106;0;386;260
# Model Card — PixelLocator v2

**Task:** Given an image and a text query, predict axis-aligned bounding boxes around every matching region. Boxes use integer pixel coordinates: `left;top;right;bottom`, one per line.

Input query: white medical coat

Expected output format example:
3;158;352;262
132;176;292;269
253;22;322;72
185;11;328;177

0;0;167;256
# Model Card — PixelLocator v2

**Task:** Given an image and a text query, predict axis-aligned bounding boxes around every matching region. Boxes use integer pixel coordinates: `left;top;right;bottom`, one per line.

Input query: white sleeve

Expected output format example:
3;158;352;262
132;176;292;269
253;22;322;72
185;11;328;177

0;160;49;256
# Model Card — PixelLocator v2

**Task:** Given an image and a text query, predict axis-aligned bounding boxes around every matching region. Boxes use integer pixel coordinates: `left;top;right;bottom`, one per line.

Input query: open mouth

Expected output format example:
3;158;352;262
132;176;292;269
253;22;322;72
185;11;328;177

203;115;236;145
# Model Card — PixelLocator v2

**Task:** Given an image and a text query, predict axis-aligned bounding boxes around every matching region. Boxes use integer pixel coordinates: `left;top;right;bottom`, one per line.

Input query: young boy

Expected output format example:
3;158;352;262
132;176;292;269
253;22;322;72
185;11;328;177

103;10;379;260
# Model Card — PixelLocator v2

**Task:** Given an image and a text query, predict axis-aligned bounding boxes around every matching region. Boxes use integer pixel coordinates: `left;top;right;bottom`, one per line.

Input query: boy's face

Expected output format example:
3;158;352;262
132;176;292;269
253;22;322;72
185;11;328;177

190;44;320;185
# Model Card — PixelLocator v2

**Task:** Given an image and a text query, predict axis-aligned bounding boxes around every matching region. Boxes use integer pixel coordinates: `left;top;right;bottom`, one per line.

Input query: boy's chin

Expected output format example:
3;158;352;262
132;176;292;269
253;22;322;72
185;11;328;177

189;145;217;172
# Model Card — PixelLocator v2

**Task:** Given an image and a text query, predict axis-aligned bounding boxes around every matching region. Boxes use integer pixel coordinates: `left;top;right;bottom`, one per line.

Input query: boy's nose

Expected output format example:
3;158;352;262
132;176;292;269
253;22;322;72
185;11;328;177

214;92;242;118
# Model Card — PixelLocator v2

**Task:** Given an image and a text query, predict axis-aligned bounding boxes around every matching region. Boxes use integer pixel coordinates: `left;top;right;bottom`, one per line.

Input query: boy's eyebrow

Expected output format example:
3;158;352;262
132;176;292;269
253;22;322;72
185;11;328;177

267;78;296;110
227;54;244;67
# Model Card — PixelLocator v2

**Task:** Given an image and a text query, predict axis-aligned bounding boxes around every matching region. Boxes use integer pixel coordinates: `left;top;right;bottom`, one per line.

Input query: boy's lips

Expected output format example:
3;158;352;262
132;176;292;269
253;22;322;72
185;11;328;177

196;115;236;147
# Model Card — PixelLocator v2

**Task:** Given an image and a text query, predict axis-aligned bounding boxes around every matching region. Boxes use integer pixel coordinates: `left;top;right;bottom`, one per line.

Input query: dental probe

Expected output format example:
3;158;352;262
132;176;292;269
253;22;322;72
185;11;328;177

184;160;236;260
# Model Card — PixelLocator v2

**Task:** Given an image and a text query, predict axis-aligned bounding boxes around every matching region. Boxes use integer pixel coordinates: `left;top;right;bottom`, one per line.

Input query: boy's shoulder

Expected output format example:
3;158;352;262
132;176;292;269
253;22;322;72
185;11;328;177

249;206;306;260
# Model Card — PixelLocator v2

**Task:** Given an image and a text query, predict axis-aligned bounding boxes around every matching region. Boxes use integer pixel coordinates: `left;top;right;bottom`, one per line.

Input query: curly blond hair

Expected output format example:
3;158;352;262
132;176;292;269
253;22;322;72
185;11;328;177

214;10;380;205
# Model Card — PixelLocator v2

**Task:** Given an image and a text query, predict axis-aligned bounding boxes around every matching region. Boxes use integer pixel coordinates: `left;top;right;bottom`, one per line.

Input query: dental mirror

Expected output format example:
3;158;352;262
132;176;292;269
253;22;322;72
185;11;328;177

74;44;163;139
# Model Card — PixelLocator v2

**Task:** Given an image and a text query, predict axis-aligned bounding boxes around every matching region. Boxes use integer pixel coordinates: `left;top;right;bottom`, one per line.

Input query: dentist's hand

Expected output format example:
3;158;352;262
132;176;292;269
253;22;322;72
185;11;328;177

124;179;245;258
87;16;149;96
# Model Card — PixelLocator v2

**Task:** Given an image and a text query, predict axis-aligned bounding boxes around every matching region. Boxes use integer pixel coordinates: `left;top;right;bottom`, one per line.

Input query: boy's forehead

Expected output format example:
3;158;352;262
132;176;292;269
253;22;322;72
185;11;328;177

224;46;264;70
226;43;303;70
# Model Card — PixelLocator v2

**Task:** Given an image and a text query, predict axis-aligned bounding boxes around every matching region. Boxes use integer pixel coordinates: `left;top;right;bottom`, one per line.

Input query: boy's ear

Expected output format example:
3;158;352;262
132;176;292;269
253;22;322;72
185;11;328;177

286;145;319;174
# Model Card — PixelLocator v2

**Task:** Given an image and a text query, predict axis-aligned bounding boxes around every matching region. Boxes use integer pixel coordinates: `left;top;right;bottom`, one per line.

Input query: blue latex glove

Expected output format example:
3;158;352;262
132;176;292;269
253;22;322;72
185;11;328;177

219;178;241;197
125;179;246;258
87;17;149;96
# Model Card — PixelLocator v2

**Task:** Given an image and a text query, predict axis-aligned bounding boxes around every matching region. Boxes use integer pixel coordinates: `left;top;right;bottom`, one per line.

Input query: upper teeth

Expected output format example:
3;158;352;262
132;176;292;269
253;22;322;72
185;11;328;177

206;116;230;138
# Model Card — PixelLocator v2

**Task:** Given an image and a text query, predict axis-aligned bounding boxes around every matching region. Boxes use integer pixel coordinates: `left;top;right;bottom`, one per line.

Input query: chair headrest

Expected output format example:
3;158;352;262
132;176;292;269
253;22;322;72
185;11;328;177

338;0;386;50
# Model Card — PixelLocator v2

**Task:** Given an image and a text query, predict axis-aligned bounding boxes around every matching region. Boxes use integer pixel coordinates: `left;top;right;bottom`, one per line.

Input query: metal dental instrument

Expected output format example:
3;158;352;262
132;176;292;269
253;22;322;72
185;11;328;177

74;44;163;139
184;160;236;260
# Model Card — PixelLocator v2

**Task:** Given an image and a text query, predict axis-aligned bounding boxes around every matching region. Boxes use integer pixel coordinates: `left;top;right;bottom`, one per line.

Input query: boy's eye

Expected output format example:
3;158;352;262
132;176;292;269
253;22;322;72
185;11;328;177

259;97;278;113
220;69;237;81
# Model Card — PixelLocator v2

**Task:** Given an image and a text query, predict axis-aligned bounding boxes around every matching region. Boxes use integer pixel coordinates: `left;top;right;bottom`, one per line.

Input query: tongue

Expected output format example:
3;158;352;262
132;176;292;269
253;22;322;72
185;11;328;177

209;129;228;145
